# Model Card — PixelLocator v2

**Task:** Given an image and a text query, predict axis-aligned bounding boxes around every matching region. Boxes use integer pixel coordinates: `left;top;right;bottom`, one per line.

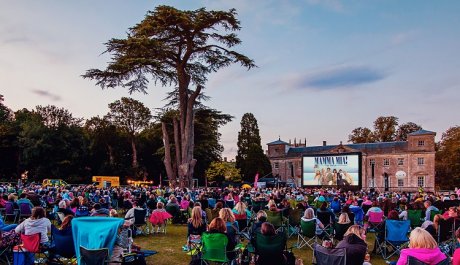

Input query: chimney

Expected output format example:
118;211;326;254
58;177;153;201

323;141;327;146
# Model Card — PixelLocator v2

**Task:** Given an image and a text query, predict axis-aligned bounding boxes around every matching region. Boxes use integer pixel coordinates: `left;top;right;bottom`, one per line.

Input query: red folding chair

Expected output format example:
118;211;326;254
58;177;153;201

15;233;48;264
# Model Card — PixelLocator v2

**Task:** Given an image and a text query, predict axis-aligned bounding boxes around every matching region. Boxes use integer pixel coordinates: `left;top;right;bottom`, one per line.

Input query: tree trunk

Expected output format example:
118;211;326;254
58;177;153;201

162;122;177;186
107;144;115;165
131;137;138;169
173;118;182;180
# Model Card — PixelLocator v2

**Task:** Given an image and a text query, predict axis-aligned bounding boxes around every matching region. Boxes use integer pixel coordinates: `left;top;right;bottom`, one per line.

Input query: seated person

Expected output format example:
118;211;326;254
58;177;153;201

91;203;110;217
336;225;371;265
396;227;446;265
57;200;75;217
207;217;236;261
15;206;51;246
256;222;285;265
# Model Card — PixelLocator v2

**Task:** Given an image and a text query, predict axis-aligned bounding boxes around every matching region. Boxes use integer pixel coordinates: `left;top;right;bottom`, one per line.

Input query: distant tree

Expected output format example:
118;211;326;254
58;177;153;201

348;127;375;143
236;113;271;182
0;95;13;124
0;95;18;178
206;161;241;183
85;116;119;166
83;6;255;187
396;122;422;141
436;126;460;189
107;97;151;169
373;116;399;142
35;105;83;128
16;108;88;181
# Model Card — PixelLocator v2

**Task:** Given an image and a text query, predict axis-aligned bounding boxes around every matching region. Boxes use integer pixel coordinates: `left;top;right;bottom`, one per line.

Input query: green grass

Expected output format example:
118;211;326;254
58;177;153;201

135;224;396;265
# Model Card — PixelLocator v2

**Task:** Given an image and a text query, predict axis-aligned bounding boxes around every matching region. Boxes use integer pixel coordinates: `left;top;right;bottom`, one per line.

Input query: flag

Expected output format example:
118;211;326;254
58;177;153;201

254;173;259;188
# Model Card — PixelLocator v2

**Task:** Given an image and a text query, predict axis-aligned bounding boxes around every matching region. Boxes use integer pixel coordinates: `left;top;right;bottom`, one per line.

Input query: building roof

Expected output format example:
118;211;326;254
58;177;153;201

408;129;436;136
286;141;408;157
267;139;289;145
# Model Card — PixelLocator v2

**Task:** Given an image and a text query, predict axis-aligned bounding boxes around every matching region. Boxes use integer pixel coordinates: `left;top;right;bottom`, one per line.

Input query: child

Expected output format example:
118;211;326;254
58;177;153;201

149;202;172;233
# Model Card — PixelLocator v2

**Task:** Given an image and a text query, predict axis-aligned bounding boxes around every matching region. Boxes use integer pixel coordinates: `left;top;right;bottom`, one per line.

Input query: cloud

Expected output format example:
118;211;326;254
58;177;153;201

31;89;62;101
283;65;387;90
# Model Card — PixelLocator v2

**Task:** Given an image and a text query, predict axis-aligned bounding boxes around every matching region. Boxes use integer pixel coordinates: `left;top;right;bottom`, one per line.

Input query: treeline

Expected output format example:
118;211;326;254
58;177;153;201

0;95;231;185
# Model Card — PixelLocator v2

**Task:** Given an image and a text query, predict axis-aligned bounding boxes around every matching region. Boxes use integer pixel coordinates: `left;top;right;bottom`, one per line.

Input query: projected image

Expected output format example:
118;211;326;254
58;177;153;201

302;154;360;186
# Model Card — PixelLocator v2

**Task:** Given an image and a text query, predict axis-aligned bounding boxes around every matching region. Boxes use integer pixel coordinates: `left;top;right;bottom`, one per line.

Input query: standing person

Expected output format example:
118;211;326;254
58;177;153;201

336;225;370;265
396;227;446;265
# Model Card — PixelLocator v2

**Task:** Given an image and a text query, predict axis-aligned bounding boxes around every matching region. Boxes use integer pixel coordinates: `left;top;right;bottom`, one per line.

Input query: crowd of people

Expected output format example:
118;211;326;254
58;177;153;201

1;182;460;264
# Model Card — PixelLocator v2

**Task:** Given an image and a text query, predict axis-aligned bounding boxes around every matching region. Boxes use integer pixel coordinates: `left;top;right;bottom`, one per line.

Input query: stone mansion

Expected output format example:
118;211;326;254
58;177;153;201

266;130;436;192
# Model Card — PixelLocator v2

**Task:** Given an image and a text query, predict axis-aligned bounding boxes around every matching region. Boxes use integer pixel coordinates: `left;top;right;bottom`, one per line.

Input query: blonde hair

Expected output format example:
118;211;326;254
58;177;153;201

338;213;351;224
190;206;203;228
409;227;438;249
344;225;366;240
219;208;235;223
267;200;276;208
233;201;247;215
303;208;315;219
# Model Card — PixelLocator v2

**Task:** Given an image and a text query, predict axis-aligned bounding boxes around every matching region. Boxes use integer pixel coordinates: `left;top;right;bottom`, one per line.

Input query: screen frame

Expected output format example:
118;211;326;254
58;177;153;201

301;152;362;189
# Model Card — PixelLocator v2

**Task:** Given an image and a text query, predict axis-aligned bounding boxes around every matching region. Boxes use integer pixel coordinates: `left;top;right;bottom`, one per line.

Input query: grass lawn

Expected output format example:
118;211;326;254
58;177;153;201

135;224;396;265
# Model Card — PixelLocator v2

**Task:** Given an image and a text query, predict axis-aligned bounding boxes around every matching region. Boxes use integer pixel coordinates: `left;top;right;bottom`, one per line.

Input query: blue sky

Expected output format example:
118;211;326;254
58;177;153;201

1;0;459;159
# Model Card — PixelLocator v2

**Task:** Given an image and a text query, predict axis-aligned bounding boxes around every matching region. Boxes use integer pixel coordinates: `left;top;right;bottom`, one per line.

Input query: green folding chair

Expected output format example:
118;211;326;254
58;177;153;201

296;219;317;250
200;232;233;265
408;209;422;228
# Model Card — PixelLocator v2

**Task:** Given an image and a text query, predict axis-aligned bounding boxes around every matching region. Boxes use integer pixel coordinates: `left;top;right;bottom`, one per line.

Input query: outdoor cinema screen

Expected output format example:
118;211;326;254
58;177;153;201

302;154;361;186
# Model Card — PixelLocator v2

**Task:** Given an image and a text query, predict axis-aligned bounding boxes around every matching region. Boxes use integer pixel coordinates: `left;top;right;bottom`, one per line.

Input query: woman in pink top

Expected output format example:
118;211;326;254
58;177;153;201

396;227;447;265
453;228;460;265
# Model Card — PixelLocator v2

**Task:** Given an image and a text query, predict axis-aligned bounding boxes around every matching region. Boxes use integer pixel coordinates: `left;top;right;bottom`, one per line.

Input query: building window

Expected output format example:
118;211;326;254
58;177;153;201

417;157;425;165
417;176;425;187
398;158;404;166
369;159;375;166
383;159;390;166
274;162;279;169
398;179;404;187
418;140;425;147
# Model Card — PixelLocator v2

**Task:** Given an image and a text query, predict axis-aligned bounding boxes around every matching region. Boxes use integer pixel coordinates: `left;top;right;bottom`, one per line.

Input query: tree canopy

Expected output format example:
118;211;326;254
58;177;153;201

83;5;254;187
348;116;422;143
236;113;271;182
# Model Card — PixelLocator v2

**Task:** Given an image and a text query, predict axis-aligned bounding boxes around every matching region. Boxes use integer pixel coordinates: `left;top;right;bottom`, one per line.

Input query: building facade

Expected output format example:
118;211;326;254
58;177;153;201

266;130;436;192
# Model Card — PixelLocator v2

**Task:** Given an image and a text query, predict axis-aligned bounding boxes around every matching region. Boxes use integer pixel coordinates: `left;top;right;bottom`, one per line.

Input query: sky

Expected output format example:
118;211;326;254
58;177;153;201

1;0;459;160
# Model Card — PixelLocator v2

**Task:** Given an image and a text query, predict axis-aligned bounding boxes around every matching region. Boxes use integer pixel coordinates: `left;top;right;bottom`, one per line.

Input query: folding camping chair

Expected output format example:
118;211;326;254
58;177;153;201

297;219;317;250
287;209;302;238
408;209;423;228
367;211;384;233
48;225;75;263
15;233;48;264
333;222;351;243
313;244;346;265
4;202;18;224
79;246;109;265
18;204;32;222
316;211;334;238
72;217;124;265
199;232;237;265
253;232;288;265
379;220;410;260
234;213;249;239
132;209;148;235
265;211;286;233
436;217;455;257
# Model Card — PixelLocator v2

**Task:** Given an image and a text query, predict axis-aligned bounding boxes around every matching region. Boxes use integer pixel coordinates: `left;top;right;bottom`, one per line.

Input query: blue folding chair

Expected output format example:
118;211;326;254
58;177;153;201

49;225;75;262
381;220;410;260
